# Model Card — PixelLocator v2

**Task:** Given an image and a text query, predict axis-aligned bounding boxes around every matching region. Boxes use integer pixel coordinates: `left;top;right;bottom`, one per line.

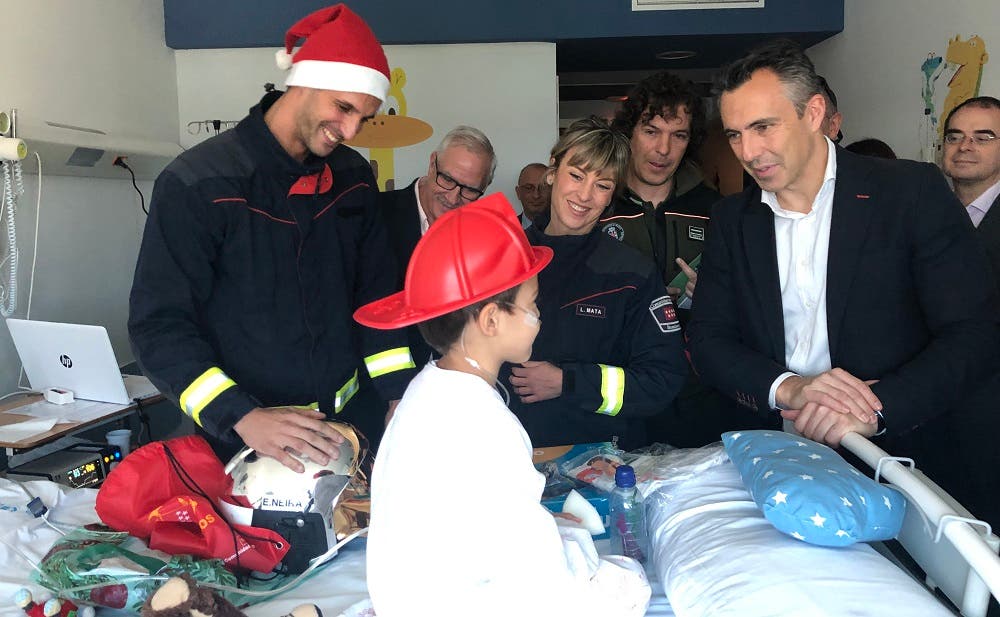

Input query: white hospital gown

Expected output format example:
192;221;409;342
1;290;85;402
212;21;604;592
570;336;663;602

366;362;649;617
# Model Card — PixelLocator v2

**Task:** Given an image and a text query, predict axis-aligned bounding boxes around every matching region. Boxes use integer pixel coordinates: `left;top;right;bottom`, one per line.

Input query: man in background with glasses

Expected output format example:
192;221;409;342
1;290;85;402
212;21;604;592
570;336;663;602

378;125;496;368
943;96;1000;282
940;95;1000;555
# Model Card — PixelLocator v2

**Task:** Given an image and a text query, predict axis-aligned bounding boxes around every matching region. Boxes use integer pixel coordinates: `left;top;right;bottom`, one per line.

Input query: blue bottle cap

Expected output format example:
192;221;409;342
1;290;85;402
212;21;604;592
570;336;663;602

615;464;636;488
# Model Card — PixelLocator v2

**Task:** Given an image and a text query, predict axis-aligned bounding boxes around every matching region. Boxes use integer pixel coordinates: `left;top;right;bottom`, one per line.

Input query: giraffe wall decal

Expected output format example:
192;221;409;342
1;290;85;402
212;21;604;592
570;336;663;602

345;67;434;191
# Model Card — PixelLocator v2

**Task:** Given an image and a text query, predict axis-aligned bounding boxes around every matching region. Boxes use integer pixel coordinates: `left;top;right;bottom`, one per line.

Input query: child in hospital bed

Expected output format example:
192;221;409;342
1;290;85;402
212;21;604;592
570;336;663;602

355;195;650;617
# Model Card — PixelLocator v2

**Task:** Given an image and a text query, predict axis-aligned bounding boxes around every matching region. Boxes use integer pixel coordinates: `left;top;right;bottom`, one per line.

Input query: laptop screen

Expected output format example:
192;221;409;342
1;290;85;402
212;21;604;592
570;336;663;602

6;319;131;404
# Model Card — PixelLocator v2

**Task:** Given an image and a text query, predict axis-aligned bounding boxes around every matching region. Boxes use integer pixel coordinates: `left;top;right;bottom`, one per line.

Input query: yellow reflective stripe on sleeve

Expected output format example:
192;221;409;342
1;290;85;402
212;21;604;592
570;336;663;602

334;369;360;414
179;367;236;427
364;347;416;378
596;364;625;416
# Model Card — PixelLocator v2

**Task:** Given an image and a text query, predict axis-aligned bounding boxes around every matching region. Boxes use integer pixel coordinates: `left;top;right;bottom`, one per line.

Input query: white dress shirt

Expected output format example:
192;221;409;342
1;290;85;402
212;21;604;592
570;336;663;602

414;180;430;235
966;179;1000;228
766;138;838;408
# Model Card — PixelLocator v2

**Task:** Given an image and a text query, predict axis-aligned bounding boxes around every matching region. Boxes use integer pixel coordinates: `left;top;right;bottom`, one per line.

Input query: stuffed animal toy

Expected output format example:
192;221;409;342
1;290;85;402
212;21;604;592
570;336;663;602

13;589;95;617
141;574;321;617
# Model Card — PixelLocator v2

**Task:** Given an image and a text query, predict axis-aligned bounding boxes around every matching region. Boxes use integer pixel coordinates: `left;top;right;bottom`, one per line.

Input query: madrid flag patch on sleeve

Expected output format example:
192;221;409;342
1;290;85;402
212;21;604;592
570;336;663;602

649;295;681;333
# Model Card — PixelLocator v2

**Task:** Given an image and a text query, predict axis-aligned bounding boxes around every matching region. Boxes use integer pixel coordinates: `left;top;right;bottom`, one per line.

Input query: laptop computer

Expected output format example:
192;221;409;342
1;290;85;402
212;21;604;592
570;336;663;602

6;319;158;404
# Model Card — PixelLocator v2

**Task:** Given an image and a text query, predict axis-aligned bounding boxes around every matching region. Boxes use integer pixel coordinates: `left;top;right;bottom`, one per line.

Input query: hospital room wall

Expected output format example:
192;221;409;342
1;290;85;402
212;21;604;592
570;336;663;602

0;1;178;396
174;43;559;211
809;0;999;161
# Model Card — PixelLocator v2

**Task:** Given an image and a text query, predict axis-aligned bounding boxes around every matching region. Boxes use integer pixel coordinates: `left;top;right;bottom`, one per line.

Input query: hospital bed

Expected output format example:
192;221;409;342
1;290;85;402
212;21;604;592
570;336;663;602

0;432;996;617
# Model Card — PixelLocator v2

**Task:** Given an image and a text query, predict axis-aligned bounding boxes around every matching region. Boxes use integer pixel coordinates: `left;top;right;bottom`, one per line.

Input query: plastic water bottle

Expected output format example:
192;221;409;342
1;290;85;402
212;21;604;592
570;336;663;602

609;464;648;564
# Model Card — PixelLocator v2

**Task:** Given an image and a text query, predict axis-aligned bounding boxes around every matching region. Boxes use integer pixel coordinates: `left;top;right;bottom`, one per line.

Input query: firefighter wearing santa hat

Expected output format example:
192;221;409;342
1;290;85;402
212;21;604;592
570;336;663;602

129;4;415;469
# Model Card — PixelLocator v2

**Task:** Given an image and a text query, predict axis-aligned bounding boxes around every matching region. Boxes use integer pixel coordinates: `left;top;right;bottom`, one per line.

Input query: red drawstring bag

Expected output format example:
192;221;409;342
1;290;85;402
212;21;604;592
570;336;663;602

95;435;289;572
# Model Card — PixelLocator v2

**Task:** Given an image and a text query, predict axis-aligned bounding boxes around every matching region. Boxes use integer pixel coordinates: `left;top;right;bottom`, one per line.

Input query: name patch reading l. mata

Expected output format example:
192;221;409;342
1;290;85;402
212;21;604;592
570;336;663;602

575;303;607;318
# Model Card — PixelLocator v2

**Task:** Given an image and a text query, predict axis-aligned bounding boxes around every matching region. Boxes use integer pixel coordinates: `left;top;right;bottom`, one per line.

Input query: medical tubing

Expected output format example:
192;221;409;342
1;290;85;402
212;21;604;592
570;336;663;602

1;161;19;317
0;535;48;578
12;151;24;195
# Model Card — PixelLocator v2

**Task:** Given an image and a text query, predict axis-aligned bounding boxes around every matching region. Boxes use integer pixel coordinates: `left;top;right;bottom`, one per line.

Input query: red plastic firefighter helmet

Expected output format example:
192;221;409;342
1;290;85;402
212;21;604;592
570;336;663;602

354;193;552;328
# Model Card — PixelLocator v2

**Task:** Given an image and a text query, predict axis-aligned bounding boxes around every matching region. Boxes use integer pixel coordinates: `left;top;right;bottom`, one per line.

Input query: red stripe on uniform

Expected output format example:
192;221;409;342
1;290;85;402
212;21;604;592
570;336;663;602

313;182;370;220
213;197;295;224
246;208;296;225
560;285;638;309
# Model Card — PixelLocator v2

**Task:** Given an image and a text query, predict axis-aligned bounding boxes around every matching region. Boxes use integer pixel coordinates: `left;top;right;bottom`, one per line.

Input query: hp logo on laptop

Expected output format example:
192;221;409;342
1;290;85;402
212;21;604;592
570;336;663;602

60;354;73;368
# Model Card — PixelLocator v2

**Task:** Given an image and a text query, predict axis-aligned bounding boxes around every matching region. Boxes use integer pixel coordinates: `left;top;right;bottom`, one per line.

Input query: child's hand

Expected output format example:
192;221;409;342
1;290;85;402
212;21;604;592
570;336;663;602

509;361;563;403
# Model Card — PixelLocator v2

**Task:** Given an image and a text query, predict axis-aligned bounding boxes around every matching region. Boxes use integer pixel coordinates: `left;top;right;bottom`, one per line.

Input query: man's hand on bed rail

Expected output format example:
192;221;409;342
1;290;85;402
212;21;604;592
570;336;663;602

781;402;878;446
775;368;882;425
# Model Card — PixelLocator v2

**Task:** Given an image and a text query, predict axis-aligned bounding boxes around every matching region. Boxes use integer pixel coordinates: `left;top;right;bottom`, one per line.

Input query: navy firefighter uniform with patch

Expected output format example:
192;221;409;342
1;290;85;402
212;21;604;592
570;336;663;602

128;91;415;459
503;216;688;450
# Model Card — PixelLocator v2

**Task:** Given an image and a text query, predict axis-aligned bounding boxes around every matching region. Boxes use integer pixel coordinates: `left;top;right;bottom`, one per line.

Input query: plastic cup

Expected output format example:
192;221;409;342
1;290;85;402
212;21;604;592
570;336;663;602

106;428;132;458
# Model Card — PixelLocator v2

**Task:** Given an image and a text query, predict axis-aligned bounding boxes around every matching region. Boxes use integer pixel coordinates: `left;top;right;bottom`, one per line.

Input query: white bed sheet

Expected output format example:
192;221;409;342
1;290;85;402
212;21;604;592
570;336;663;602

0;478;675;617
646;449;951;616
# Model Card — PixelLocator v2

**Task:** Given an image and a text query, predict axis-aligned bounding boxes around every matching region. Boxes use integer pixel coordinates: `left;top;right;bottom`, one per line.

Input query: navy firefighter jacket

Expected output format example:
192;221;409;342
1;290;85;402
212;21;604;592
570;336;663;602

503;217;689;451
128;92;414;450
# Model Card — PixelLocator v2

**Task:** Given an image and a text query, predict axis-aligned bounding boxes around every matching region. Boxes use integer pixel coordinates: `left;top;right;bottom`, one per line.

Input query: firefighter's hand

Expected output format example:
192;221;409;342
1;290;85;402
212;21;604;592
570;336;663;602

234;406;345;473
510;361;563;403
676;257;698;299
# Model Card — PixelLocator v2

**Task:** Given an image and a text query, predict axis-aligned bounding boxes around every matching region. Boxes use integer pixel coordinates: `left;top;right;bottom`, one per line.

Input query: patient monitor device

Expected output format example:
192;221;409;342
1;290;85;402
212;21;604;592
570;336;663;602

9;443;122;488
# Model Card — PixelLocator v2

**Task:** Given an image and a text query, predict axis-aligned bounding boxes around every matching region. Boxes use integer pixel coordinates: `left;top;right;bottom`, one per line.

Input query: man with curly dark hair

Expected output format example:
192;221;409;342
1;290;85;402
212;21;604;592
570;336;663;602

600;72;753;449
599;71;721;293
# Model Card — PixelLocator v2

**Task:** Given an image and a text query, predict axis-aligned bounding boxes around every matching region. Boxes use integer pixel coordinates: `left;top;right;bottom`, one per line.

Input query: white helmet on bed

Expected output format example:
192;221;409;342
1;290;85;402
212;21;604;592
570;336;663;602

223;421;364;573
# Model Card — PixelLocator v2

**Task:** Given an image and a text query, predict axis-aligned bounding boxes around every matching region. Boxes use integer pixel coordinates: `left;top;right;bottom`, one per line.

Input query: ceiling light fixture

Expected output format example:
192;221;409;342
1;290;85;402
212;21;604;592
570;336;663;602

656;50;697;61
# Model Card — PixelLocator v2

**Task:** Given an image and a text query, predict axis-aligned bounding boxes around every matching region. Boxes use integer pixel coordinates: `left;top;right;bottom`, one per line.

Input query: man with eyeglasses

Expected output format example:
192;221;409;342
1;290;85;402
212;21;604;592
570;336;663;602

943;97;1000;285
940;95;1000;553
515;163;549;227
378;125;496;367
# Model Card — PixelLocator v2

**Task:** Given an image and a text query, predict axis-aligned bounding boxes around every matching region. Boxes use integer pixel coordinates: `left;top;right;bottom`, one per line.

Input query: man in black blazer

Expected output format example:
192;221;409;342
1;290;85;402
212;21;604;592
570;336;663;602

688;41;1000;526
377;125;496;367
943;96;1000;288
940;96;1000;535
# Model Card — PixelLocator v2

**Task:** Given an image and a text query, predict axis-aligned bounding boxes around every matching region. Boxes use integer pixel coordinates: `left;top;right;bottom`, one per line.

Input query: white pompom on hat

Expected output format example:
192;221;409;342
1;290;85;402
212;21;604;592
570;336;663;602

276;4;390;103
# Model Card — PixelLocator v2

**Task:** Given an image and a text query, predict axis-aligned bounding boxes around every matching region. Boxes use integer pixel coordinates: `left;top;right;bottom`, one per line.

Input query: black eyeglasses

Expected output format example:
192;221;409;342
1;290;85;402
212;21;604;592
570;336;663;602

433;160;484;202
944;131;998;146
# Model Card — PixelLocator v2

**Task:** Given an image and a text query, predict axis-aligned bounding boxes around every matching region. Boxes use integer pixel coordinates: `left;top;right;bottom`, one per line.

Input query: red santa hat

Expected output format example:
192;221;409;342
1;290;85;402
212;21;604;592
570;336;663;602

275;4;390;103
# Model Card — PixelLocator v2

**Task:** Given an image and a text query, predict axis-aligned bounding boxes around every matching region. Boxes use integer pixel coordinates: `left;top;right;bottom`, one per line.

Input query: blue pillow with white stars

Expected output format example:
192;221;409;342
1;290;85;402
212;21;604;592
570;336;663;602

722;430;906;547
